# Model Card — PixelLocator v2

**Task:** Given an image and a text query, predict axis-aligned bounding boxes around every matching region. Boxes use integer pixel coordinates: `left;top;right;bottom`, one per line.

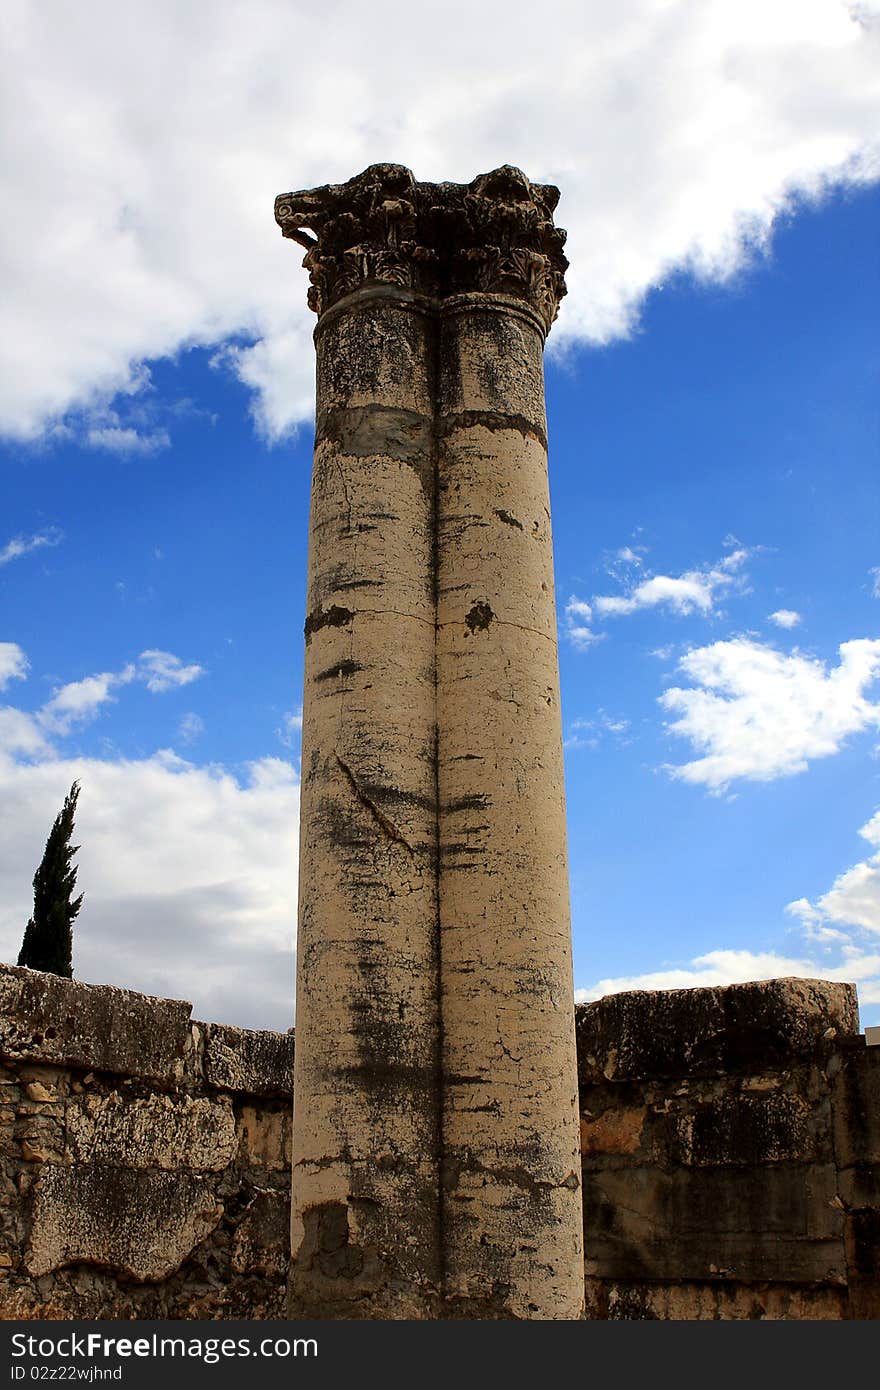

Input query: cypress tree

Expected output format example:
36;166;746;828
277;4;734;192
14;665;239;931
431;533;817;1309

18;781;83;978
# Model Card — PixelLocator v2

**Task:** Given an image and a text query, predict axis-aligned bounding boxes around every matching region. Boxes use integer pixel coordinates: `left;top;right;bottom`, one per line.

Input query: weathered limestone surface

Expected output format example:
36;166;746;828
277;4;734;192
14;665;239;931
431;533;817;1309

582;1279;851;1321
277;164;582;1319
576;977;859;1081
577;979;880;1319
26;1167;223;1282
291;290;441;1319
0;964;292;1319
0;967;192;1084
203;1021;293;1097
436;296;582;1317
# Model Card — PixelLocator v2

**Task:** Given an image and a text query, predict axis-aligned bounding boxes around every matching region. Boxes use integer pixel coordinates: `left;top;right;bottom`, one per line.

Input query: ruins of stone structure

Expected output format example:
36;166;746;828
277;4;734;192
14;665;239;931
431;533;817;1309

0;964;293;1317
0;964;876;1319
275;164;583;1319
0;164;875;1322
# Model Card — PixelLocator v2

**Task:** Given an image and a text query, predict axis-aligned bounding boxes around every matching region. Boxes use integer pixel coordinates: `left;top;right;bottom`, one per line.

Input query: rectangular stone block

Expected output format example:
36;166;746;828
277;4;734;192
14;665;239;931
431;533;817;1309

576;979;859;1082
26;1164;222;1282
66;1094;237;1171
837;1163;880;1210
582;1162;846;1283
831;1044;880;1166
0;965;192;1086
646;1091;825;1167
202;1021;293;1098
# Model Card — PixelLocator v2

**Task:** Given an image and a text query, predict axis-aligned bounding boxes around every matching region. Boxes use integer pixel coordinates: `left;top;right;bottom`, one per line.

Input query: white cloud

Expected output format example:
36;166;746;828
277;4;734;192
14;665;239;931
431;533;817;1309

784;897;846;942
178;712;205;744
38;667;136;736
604;716;630;735
0;529;63;567
0;643;28;690
576;945;880;1010
565;716;600;751
769;608;802;628
86;426;170;455
650;644;676;661
277;708;303;749
565;710;631;750
788;808;880;934
565;727;599;752
660;637;880;790
0;747;299;1030
870;567;880;598
594;548;750;619
0;709;52;760
615;546;644;566
0;1;878;442
1;649;206;745
138;650;205;693
820;861;880;933
564;595;602;649
0;647;297;1028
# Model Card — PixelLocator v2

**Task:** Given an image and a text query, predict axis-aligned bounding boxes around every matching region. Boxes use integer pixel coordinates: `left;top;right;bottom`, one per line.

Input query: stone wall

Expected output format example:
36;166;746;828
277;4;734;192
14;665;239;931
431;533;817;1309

0;964;292;1319
576;978;880;1319
0;965;876;1319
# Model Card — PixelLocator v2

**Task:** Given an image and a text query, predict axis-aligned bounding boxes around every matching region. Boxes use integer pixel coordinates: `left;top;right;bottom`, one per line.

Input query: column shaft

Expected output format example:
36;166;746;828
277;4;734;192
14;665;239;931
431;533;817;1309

290;291;441;1317
436;296;584;1319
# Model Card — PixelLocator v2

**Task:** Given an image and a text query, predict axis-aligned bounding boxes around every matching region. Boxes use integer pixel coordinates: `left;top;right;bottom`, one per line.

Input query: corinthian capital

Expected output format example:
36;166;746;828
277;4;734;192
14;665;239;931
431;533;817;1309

275;163;568;333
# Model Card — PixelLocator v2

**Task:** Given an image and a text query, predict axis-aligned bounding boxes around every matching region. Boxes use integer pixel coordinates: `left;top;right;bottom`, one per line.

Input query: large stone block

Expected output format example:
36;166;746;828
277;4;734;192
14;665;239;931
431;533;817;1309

832;1043;880;1167
837;1163;880;1211
26;1164;222;1281
580;1085;827;1167
0;965;192;1085
202;1022;293;1098
582;1162;845;1283
576;979;859;1082
647;1091;822;1167
66;1094;237;1171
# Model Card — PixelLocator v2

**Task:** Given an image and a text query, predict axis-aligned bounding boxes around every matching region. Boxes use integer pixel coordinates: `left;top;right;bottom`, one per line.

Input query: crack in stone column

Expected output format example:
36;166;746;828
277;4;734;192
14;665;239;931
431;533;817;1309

334;753;416;855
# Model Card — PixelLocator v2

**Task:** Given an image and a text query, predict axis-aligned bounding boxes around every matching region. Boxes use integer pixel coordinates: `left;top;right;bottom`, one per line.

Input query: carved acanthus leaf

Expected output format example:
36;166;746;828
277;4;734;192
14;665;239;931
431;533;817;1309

275;163;568;332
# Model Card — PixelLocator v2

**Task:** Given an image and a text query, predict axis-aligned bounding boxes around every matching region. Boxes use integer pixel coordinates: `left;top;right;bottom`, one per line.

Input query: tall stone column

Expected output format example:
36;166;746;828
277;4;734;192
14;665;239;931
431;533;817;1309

436;276;583;1316
277;170;442;1318
276;164;583;1319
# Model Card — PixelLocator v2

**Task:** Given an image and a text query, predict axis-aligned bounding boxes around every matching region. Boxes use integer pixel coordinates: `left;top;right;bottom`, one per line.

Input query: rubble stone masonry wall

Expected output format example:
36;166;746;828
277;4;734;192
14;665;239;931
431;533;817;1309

0;964;293;1319
0;967;876;1319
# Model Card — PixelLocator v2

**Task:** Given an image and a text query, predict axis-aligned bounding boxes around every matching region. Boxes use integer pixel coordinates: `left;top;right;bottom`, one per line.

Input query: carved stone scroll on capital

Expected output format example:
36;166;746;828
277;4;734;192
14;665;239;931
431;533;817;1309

275;163;568;332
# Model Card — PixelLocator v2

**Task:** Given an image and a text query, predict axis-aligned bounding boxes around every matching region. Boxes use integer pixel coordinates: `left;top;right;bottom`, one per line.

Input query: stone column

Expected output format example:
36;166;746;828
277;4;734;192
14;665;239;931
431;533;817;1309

436;272;583;1314
276;164;583;1320
276;170;442;1318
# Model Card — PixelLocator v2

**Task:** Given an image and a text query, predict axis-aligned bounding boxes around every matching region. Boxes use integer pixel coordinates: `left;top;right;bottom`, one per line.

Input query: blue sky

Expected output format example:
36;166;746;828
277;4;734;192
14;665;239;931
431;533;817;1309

1;1;878;1029
555;186;880;1011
